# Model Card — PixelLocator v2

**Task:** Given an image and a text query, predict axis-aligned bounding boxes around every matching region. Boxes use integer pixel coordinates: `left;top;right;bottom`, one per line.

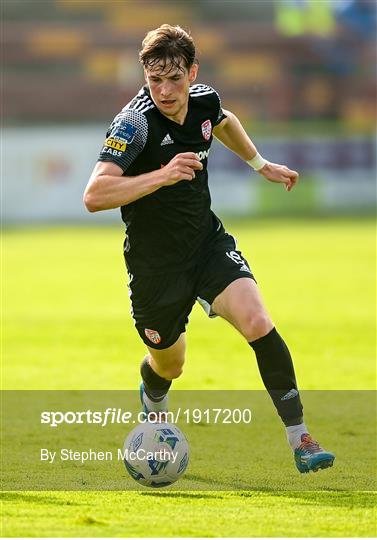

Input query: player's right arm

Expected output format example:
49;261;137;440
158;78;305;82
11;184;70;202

83;108;201;212
83;154;202;212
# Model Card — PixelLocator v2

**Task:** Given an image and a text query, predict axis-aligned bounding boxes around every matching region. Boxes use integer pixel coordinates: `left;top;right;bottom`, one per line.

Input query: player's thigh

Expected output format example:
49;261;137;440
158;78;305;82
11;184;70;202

196;231;255;317
212;277;273;340
196;233;273;340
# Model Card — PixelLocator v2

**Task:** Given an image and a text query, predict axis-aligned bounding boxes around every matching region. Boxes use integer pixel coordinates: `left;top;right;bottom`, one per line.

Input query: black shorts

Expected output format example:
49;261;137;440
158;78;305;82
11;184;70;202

128;231;255;349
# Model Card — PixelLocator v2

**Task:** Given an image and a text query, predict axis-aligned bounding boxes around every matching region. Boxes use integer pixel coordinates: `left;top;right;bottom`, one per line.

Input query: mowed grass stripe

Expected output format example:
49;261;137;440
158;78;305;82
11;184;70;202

1;490;376;537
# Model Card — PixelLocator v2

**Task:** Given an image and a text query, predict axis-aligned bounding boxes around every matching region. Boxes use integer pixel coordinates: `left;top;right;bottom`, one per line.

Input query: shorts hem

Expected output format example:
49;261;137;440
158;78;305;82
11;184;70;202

137;328;186;351
202;273;256;307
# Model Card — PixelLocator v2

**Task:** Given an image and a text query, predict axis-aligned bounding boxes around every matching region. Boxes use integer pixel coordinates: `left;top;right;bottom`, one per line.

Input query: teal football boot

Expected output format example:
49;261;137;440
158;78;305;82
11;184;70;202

294;434;335;473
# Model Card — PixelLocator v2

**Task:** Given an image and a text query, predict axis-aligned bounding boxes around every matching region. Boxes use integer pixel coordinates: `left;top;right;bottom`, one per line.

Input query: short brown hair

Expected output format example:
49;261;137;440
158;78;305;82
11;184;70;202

139;24;196;73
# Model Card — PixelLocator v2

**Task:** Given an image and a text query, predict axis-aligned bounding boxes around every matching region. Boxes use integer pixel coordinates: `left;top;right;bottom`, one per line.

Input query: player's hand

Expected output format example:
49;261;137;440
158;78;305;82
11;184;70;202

161;152;203;186
258;162;299;192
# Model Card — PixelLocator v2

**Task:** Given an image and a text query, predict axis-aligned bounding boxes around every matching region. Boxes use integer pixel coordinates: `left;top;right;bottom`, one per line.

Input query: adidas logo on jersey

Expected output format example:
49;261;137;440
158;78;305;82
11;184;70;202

161;133;174;146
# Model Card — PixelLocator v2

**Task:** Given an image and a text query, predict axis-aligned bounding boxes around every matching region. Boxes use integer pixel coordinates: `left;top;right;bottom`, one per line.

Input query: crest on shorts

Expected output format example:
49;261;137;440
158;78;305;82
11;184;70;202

201;119;212;141
144;328;161;344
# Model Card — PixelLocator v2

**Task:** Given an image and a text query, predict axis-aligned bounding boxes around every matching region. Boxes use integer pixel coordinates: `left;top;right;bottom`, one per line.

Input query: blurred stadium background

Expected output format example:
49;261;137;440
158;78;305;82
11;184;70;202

3;0;376;223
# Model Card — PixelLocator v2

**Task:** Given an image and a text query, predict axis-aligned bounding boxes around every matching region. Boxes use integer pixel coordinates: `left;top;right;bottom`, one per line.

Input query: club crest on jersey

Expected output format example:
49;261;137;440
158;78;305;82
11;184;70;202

144;328;161;345
201;119;212;141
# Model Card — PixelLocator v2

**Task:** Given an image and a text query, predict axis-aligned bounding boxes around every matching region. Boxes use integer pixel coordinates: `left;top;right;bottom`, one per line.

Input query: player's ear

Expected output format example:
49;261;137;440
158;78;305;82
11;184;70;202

188;63;198;84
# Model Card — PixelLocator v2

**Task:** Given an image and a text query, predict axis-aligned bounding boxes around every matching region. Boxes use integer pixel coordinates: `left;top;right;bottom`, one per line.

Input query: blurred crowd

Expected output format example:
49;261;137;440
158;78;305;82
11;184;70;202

3;0;376;130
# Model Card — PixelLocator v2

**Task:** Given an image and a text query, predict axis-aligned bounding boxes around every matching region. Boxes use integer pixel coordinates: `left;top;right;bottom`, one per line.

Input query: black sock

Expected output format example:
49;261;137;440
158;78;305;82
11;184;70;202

140;358;172;402
250;327;303;426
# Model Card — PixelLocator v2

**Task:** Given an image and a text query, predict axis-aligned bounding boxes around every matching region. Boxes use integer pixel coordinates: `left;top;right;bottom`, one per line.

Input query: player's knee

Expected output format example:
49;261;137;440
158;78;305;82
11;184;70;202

241;311;273;342
150;355;185;380
159;364;184;380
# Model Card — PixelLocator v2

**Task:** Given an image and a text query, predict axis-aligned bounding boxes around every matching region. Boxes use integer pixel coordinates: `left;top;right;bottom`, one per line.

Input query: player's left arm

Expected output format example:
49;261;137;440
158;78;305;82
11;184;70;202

213;109;299;192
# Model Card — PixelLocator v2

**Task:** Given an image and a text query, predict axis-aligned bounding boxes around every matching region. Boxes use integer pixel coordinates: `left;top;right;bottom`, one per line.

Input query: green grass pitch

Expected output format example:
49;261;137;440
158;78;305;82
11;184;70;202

2;217;376;537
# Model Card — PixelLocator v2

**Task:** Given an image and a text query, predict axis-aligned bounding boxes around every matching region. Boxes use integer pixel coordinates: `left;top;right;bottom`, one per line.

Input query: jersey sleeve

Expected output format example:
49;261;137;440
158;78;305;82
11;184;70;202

97;109;148;172
211;87;227;126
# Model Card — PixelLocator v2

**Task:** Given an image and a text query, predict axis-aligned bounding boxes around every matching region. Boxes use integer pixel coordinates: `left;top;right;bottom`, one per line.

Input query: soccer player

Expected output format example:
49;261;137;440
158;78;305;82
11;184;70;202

84;24;335;473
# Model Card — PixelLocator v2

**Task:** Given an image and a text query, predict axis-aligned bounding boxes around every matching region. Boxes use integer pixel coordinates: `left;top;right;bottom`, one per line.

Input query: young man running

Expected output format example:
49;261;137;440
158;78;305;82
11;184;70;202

84;24;335;473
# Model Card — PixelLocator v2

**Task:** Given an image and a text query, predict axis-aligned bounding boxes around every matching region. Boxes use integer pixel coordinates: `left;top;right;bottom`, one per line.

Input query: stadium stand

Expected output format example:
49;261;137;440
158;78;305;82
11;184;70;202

3;0;375;130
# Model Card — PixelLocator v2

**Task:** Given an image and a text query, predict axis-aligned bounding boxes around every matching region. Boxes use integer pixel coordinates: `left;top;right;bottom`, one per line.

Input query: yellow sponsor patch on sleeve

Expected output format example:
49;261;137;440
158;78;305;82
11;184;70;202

104;138;127;151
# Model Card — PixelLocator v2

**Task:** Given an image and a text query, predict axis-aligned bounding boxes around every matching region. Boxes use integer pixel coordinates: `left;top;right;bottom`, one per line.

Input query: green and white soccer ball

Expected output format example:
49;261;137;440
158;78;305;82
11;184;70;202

123;422;189;488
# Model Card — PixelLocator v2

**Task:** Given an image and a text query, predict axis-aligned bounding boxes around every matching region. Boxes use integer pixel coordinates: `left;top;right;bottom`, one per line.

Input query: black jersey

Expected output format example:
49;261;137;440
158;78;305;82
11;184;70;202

98;84;227;275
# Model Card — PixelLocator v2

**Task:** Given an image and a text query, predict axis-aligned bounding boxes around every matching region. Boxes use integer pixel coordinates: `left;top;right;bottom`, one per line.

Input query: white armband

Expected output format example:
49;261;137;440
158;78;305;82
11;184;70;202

246;152;267;171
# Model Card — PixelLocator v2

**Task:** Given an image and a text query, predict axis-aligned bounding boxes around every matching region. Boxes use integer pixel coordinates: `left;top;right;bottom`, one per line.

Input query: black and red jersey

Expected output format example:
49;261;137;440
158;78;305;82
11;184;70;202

98;84;227;275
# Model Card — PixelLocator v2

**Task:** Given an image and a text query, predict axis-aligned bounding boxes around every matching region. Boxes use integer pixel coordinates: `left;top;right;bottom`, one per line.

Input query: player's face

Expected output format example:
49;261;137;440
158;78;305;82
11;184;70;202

144;62;198;124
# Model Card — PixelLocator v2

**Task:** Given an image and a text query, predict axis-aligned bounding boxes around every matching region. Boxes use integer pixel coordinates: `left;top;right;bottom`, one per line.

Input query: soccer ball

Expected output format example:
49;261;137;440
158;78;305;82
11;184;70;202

123;422;189;488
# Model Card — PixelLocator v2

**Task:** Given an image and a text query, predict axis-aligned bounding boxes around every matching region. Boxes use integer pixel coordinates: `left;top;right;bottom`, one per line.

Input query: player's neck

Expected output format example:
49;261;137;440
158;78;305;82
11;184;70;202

160;101;188;126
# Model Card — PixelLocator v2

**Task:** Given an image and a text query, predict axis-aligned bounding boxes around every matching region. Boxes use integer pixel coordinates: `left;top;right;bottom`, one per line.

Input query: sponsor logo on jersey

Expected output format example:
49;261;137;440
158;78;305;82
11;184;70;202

160;149;209;167
159;150;209;169
196;149;210;161
113;122;137;144
101;146;123;157
144;328;162;345
201;119;212;141
104;137;127;151
161;133;174;146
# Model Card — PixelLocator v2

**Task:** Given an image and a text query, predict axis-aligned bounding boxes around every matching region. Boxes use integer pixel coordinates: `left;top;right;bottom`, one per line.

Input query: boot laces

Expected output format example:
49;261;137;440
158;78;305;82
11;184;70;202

299;434;322;452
